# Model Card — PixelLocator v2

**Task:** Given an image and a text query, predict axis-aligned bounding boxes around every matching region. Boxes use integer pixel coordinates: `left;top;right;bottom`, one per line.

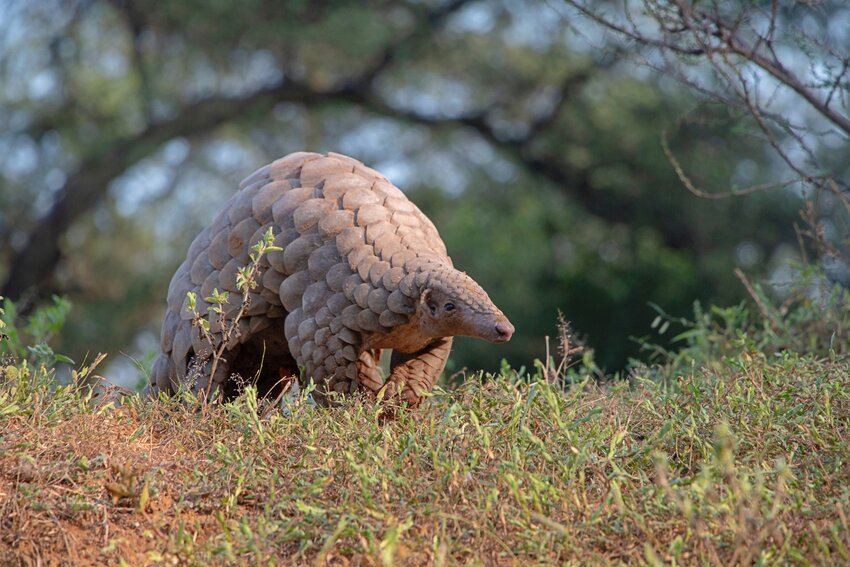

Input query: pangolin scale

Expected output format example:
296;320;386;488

148;151;514;406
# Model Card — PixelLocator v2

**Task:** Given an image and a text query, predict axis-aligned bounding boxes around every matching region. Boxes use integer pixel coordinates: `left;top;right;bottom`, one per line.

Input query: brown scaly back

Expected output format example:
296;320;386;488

148;151;513;407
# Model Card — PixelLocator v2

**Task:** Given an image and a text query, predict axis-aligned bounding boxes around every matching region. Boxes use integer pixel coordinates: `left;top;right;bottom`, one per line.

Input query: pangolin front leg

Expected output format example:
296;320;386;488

357;349;384;394
381;337;453;407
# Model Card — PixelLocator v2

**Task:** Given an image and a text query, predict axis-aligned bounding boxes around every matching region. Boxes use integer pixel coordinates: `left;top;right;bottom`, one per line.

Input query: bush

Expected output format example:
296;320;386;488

0;295;74;368
632;269;850;381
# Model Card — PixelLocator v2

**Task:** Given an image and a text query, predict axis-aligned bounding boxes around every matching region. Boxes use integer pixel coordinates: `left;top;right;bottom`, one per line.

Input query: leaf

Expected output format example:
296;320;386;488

205;288;230;304
186;291;197;312
295;501;326;516
671;329;704;342
0;401;21;416
380;518;413;567
138;479;150;513
236;266;253;291
105;482;136;503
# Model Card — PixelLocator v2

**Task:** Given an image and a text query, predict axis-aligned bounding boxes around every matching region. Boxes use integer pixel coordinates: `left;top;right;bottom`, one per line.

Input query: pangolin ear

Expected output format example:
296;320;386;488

420;288;437;316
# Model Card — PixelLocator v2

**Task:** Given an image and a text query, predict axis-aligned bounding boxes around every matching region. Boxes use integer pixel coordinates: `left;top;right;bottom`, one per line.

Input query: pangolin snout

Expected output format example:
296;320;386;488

493;320;514;343
470;313;514;343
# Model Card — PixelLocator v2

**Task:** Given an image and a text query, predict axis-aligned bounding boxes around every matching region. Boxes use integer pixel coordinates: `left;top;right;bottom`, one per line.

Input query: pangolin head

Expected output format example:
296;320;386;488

416;268;514;343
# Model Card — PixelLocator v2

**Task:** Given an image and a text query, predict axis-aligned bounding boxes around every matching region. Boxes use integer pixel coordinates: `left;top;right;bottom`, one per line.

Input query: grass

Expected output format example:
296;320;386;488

1;346;849;565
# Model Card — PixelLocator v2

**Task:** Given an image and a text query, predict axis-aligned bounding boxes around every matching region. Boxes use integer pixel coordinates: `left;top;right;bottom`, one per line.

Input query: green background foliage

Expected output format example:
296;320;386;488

0;0;843;378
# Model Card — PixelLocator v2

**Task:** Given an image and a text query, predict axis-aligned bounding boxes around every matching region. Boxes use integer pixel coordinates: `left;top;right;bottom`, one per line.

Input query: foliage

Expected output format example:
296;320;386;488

1;1;846;558
2;320;848;564
3;261;848;562
0;295;74;368
635;268;850;380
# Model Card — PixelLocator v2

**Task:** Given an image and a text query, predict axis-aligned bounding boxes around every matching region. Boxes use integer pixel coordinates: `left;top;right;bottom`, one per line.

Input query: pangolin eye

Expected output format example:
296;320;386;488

444;302;455;312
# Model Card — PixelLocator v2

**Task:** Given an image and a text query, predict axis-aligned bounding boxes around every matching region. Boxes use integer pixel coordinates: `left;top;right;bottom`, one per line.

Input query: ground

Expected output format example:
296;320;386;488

1;350;849;565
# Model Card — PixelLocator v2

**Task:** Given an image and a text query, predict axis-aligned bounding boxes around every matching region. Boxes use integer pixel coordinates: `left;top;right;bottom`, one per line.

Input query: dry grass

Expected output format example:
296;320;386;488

1;348;849;566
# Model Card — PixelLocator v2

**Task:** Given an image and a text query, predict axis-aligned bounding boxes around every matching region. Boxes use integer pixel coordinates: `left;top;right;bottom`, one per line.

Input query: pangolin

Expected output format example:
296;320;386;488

148;151;514;407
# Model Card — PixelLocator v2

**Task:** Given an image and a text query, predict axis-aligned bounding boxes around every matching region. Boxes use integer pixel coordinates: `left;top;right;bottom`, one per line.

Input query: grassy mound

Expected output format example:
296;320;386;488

1;348;848;565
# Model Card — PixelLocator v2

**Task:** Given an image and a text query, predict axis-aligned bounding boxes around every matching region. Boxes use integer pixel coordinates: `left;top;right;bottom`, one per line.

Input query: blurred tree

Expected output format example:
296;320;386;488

0;0;826;375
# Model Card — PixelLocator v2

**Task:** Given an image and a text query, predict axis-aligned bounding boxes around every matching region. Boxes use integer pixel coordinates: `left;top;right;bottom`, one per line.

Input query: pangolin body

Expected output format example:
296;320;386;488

148;151;514;406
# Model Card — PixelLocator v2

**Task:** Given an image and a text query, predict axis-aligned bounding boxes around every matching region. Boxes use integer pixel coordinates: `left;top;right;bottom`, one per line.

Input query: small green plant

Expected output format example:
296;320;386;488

0;295;74;368
185;227;282;400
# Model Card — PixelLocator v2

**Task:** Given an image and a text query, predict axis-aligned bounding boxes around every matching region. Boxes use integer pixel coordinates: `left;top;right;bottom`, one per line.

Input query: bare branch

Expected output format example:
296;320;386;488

565;1;705;56
561;0;850;274
661;130;798;200
723;28;850;137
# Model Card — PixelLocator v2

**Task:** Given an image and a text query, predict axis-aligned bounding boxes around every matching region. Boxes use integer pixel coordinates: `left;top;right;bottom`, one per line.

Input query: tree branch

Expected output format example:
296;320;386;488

1;81;321;300
564;0;850;137
108;0;155;122
724;31;850;137
333;78;699;249
1;0;473;300
354;0;473;87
